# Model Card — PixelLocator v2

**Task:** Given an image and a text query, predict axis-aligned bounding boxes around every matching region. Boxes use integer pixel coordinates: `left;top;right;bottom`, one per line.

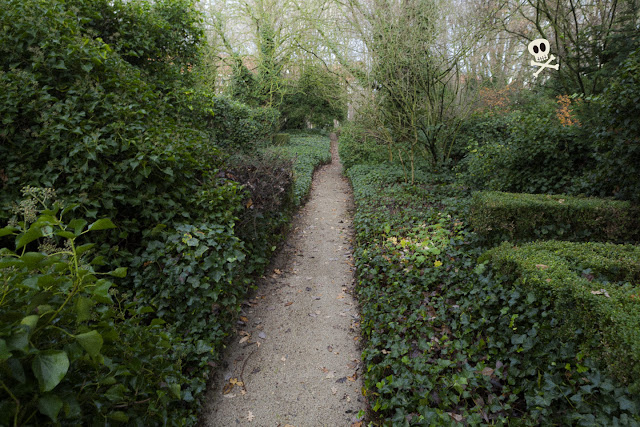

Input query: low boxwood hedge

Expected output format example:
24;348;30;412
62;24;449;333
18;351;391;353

481;240;640;393
470;191;640;244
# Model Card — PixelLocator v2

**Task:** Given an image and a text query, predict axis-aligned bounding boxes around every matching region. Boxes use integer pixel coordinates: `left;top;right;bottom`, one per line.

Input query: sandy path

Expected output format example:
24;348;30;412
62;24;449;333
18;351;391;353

201;136;365;427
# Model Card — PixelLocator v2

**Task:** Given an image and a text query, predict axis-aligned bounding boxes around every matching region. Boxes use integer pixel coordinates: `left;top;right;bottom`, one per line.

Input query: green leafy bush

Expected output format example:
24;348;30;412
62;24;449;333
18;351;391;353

462;107;592;194
338;123;389;171
0;189;190;425
130;221;248;400
470;191;640;245
191;94;280;151
279;65;346;130
481;240;640;393
580;46;640;202
0;0;283;421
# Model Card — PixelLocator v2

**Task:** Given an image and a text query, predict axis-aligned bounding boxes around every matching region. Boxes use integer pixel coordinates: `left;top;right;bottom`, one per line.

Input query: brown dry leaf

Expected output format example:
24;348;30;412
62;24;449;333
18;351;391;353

535;264;549;270
448;412;464;422
331;386;338;395
222;382;234;394
347;372;357;381
241;389;247;395
481;367;494;376
246;411;255;422
284;425;296;427
321;367;330;373
352;422;363;427
229;378;238;385
239;316;249;323
281;356;287;362
239;335;250;344
337;294;345;299
558;199;565;203
239;330;250;336
591;289;610;297
274;269;282;275
285;301;293;306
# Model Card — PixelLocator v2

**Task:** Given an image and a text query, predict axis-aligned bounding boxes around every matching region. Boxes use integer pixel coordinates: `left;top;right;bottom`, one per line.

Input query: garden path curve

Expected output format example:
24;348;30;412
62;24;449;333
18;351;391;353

202;135;365;426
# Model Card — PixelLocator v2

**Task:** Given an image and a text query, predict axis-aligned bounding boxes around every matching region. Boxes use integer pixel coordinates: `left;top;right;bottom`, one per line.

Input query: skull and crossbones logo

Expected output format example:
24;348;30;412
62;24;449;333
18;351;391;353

528;38;559;77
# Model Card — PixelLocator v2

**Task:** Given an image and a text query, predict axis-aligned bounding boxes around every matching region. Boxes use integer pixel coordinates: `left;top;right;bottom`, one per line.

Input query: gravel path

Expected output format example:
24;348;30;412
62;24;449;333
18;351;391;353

201;135;365;427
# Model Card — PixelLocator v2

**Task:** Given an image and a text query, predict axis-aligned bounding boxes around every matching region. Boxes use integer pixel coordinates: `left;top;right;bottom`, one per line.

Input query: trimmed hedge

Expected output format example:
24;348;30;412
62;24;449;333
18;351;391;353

470;191;640;244
481;240;640;393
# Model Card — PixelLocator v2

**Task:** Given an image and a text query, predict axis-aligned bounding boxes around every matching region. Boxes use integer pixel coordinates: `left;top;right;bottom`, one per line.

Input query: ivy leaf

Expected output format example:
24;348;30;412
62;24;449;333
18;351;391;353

32;350;70;392
75;296;93;323
38;394;63;422
75;330;103;357
0;339;11;361
108;411;130;422
91;279;113;303
68;219;88;236
0;226;17;237
87;218;116;232
108;267;127;278
20;315;39;333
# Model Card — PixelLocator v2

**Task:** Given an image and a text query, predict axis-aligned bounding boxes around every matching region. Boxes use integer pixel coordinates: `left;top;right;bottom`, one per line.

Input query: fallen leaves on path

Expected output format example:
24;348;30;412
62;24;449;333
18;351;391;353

223;378;244;394
285;301;293;306
246;411;255;422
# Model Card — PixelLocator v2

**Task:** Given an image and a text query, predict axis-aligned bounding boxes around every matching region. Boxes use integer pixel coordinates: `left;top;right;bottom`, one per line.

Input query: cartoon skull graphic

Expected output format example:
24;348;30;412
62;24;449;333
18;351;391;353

528;38;550;62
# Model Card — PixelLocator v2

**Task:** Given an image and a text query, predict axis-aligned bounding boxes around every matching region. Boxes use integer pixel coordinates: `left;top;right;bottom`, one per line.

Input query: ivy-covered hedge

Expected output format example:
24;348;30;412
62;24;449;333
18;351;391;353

344;159;640;425
196;95;280;151
470;191;640;244
266;135;332;206
481;240;640;393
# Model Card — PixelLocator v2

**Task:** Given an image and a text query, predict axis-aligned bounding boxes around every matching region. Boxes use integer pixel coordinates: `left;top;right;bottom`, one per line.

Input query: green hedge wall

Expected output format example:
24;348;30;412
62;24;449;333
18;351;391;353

481;240;640;393
470;191;640;244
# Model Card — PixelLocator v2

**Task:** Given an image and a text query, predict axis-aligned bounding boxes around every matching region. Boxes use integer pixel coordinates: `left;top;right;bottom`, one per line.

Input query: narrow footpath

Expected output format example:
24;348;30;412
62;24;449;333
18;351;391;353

202;135;365;426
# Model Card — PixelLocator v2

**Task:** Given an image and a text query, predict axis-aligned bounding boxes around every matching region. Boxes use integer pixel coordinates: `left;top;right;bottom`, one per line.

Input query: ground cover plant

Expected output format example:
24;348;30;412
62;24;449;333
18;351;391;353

345;158;640;425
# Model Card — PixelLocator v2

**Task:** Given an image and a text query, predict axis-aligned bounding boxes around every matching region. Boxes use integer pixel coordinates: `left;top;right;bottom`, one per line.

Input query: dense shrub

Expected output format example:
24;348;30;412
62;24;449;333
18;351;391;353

345;163;639;425
580;46;640;202
481;240;640;393
470;191;640;244
190;94;280;151
0;190;191;425
279;65;346;130
0;0;282;421
462;106;593;194
338;124;389;171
